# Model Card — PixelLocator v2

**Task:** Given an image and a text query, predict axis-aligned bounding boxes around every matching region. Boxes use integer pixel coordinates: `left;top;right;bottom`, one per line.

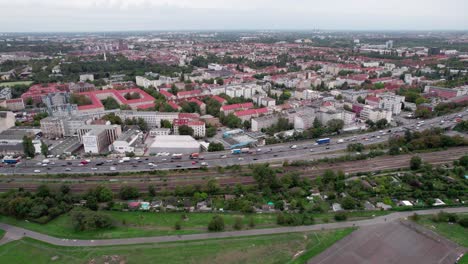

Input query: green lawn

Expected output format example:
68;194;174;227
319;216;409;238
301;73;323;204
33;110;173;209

0;210;385;239
0;228;354;264
0;229;4;240
459;255;468;264
417;214;468;247
0;81;32;87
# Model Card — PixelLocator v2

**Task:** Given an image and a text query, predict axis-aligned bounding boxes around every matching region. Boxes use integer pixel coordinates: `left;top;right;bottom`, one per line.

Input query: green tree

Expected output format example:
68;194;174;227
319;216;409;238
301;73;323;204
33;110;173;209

40;141;49;156
327;119;344;133
160;119;172;129
98;186;113;202
375;119;388;129
208;215;225;232
178;125;194;136
341;197;356;210
206;126;217;138
119;186;140;200
22;136;35;158
252;164;278;189
137;118;148;132
148;185;156;197
410;156;422;170
233;216;244;230
208;142;225;152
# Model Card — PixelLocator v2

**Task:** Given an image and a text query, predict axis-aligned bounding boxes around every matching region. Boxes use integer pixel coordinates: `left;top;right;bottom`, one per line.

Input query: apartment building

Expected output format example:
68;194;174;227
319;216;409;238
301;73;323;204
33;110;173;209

360;105;392;123
77;124;122;154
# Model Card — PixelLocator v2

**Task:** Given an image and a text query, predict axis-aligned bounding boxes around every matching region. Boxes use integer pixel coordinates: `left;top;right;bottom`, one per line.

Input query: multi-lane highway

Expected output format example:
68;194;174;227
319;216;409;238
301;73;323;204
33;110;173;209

0;110;466;175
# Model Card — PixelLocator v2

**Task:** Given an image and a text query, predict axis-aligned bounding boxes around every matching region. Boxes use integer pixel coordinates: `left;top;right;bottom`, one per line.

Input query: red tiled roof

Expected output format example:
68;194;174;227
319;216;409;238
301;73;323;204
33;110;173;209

178;113;199;119
137;103;155;109
77;88;154;110
167;101;180;110
211;95;226;104
177;89;202;97
159;90;175;98
234;107;268;117
366;96;381;102
221;102;254;111
188;98;205;106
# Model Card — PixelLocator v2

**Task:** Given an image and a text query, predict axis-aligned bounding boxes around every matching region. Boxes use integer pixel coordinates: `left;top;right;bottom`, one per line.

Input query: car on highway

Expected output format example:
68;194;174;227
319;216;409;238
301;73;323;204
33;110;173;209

110;166;116;171
238;157;244;161
290;145;297;149
65;168;71;171
34;169;40;173
220;155;227;159
91;167;98;171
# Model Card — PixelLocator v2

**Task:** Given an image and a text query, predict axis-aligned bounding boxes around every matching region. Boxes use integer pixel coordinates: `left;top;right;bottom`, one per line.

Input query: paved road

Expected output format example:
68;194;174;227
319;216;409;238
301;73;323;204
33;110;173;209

1;110;465;175
0;207;466;247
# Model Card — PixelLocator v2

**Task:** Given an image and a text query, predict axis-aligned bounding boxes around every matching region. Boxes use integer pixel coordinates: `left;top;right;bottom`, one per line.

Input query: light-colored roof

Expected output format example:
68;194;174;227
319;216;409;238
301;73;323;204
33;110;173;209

150;135;200;149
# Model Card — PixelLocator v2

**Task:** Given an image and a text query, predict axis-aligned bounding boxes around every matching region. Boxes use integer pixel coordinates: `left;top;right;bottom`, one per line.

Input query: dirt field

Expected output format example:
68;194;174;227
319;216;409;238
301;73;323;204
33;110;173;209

308;221;466;264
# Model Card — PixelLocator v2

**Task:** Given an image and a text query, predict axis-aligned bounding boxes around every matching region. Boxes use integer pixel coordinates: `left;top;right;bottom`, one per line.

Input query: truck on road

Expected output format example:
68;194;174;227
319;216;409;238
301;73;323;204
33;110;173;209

190;153;200;159
231;149;242;155
3;157;20;164
316;138;331;145
241;148;250;153
171;154;183;159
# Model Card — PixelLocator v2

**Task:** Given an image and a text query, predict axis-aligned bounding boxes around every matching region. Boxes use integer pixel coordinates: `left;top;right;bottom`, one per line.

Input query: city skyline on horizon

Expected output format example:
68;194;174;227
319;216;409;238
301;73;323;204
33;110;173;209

0;0;467;32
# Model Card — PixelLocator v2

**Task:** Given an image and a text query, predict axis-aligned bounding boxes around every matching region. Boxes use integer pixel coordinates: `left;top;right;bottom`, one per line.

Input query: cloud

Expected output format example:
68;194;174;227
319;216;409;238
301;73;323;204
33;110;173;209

0;0;466;31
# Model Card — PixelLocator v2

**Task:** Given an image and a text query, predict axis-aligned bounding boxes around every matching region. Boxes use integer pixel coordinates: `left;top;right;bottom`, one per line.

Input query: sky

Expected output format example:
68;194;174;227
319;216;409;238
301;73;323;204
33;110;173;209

1;0;467;32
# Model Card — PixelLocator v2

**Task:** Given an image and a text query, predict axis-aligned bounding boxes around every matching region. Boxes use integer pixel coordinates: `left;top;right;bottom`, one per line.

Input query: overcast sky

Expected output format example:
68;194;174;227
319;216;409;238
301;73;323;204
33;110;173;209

1;0;467;32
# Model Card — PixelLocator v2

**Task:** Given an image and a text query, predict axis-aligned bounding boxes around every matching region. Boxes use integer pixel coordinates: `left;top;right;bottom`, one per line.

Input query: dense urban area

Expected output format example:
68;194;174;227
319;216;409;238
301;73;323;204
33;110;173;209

0;30;466;264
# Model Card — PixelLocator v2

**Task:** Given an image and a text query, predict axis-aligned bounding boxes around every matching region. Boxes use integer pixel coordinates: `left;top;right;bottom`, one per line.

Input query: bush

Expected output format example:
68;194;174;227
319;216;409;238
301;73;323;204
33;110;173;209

208;215;225;232
233;216;243;230
432;211;458;223
174;221;182;230
409;213;420;221
248;217;255;228
458;217;468;228
119;186;140;200
70;208;113;231
334;212;347;221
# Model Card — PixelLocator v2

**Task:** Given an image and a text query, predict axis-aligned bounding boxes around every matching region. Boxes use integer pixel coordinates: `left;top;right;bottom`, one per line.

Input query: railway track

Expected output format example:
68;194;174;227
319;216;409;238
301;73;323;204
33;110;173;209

0;147;465;192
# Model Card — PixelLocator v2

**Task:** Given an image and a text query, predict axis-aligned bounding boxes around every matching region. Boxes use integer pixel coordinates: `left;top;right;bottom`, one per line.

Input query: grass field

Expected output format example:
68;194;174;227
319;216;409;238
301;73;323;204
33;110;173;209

0;228;354;264
0;210;384;239
459;255;468;264
0;229;4;240
417;213;468;247
0;81;32;87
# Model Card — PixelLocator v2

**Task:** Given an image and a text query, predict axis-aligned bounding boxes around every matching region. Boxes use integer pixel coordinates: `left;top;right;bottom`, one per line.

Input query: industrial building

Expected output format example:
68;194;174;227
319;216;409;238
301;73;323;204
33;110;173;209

149;135;200;154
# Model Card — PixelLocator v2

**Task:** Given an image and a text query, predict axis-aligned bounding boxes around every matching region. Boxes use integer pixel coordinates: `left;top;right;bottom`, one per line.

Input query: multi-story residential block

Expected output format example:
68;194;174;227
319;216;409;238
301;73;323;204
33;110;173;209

149;128;171;137
119;110;179;128
0;98;25;111
234;107;269;122
0;111;15;133
79;74;94;82
173;118;206;138
360;105;392;123
341;90;369;102
251;114;281;132
377;93;405;115
77;124;122;154
220;102;254;115
40;117;66;139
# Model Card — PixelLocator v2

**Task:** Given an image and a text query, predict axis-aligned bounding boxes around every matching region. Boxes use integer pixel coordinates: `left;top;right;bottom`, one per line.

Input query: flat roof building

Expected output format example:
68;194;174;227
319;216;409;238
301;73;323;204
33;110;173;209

149;135;200;154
